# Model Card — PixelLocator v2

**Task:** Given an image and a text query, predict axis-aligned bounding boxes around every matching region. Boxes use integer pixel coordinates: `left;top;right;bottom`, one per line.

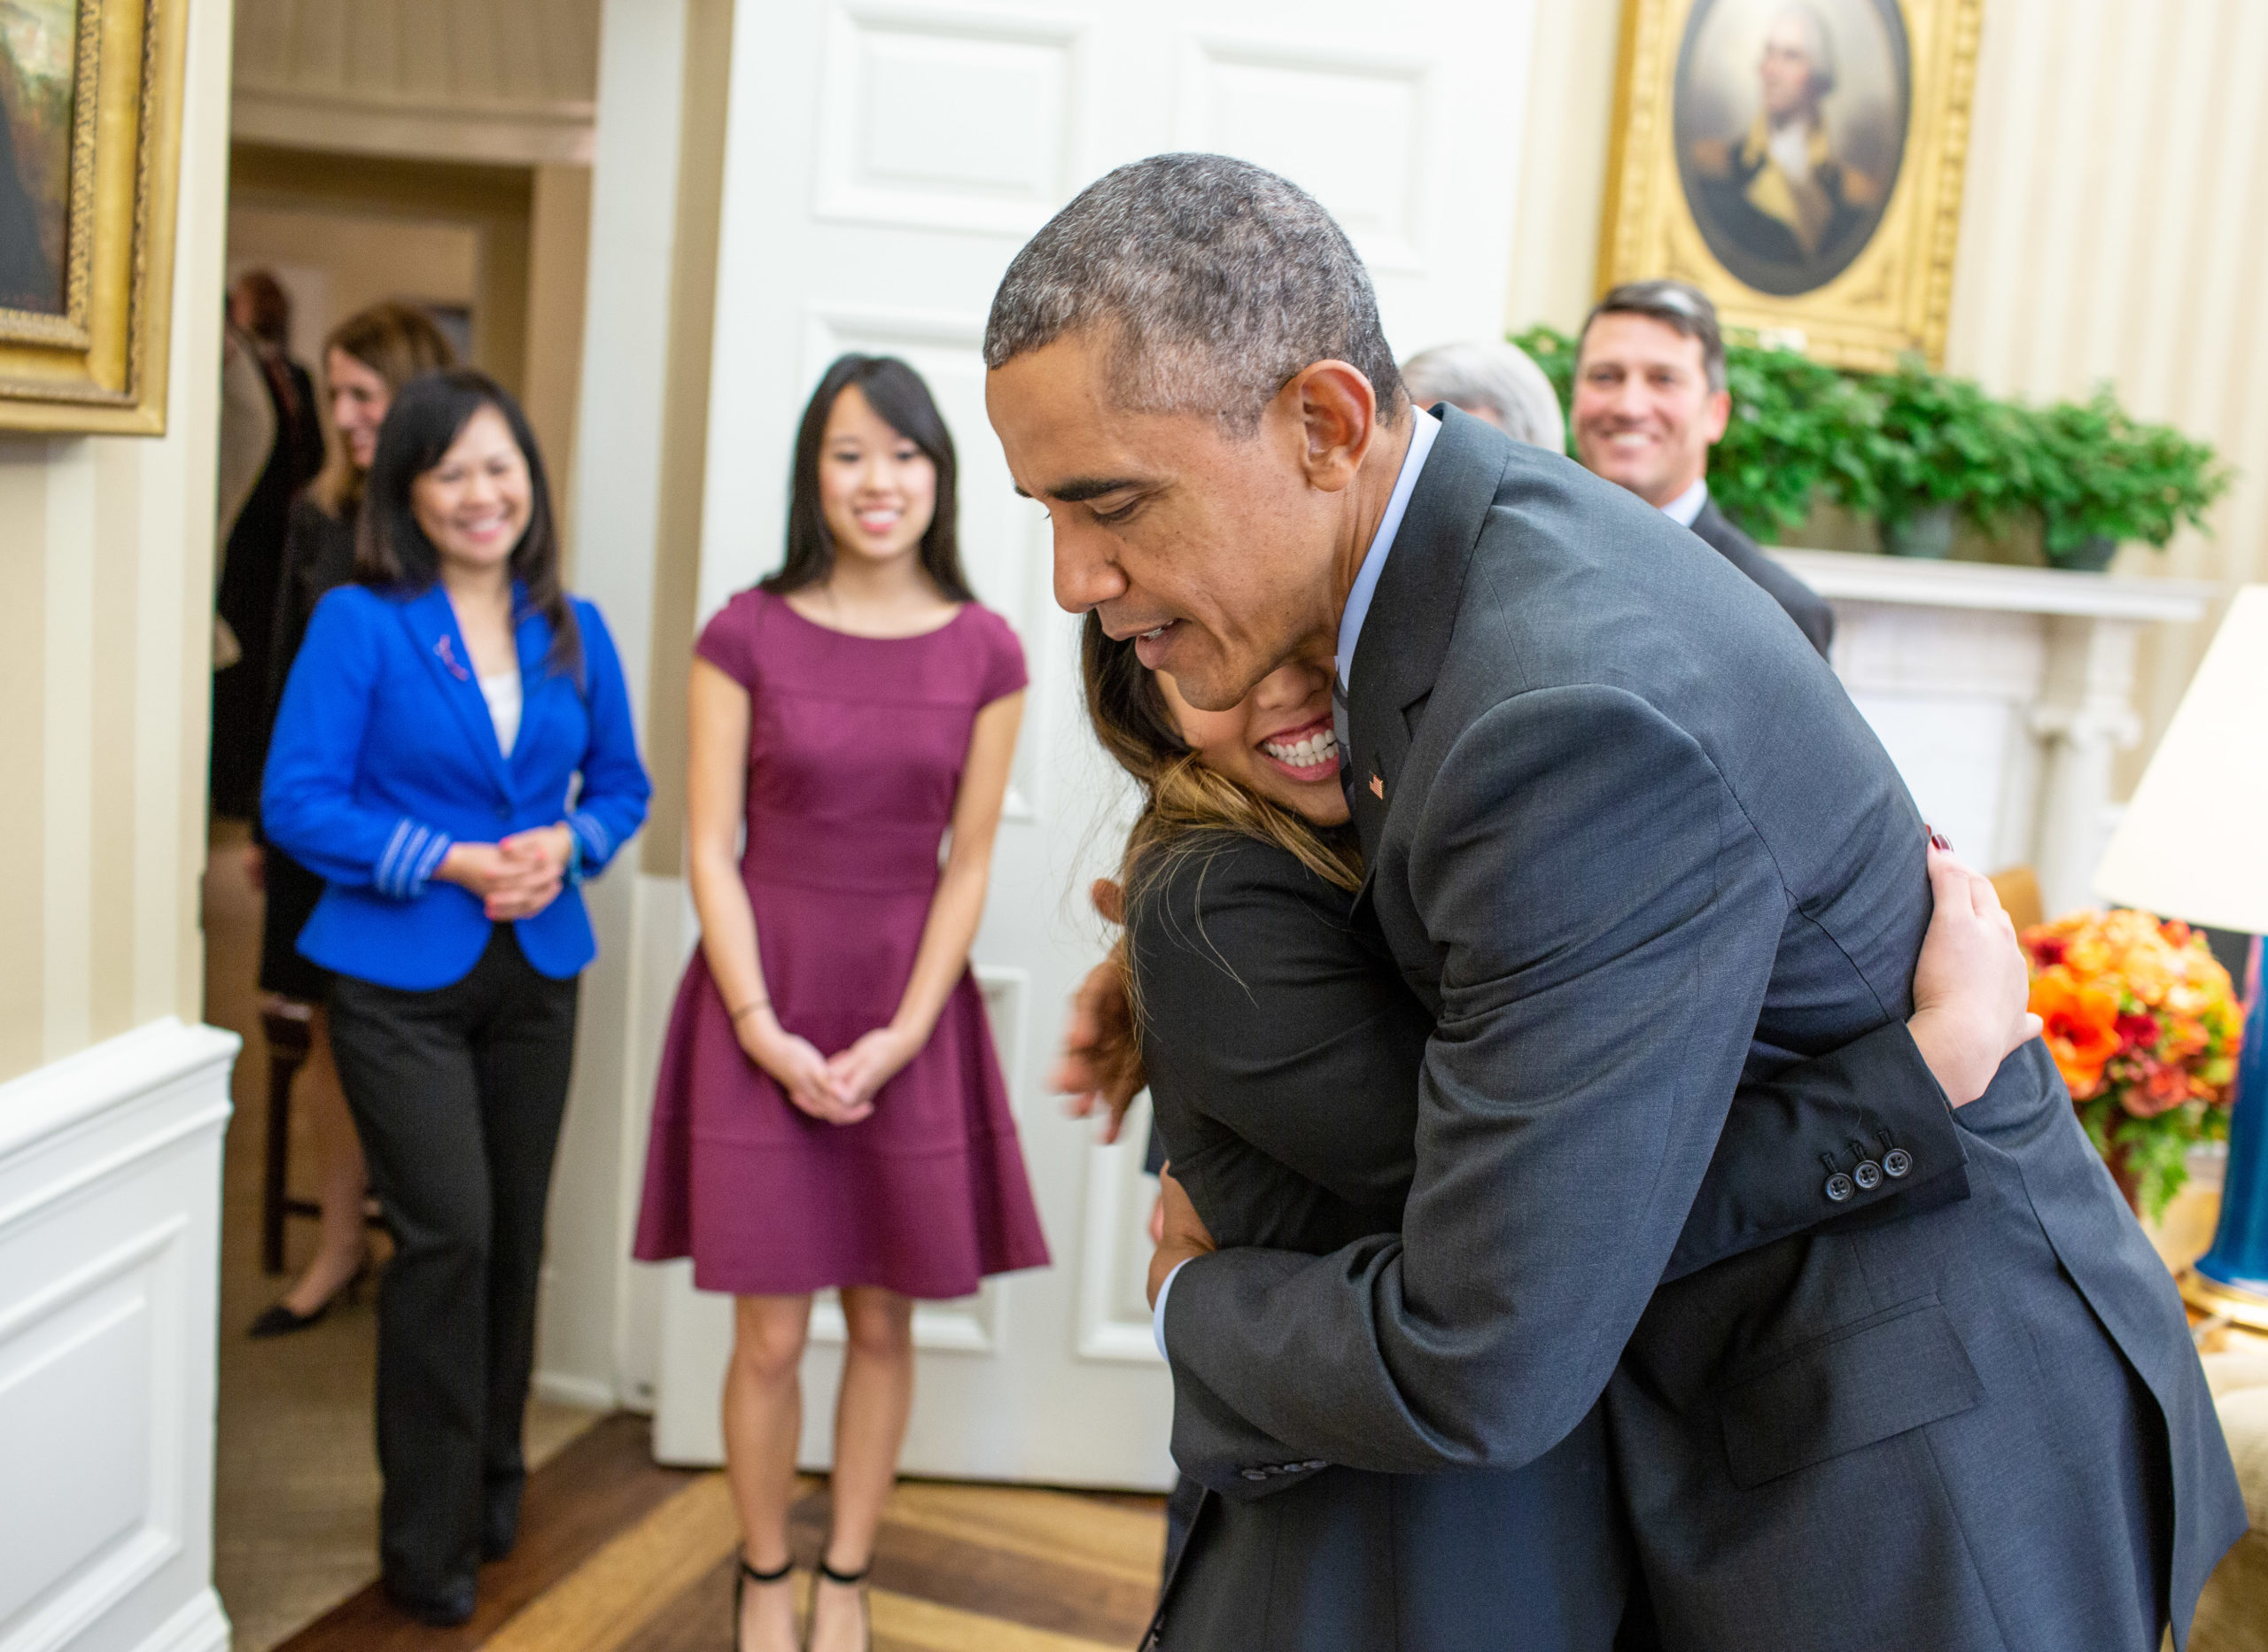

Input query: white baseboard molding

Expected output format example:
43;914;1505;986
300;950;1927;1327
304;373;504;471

533;1369;618;1413
135;1591;230;1652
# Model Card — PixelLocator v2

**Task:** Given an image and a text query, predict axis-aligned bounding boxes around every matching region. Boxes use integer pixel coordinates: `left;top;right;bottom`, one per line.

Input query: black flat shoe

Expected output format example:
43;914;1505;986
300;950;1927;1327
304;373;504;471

247;1256;369;1338
384;1576;476;1626
733;1551;794;1652
812;1555;873;1652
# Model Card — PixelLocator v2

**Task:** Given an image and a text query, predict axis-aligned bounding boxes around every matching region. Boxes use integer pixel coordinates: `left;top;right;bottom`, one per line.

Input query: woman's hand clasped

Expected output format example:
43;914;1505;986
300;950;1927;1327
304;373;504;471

826;1025;920;1113
735;1010;875;1126
438;825;573;921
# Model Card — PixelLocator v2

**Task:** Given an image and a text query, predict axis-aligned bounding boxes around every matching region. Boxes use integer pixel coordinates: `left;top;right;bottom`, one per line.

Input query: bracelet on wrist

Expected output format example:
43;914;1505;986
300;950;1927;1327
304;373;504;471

728;997;771;1023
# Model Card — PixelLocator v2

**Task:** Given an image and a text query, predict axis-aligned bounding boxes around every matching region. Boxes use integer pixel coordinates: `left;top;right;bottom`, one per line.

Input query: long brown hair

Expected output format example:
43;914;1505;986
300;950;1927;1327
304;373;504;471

1082;612;1361;916
308;301;458;516
762;353;974;601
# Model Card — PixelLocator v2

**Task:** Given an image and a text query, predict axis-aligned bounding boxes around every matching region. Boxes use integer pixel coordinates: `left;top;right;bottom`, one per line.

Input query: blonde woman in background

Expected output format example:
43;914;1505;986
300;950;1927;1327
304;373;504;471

246;301;456;1336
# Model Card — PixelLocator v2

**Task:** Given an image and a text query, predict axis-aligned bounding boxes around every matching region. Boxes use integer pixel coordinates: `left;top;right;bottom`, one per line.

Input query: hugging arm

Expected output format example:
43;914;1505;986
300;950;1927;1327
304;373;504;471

1159;688;1959;1496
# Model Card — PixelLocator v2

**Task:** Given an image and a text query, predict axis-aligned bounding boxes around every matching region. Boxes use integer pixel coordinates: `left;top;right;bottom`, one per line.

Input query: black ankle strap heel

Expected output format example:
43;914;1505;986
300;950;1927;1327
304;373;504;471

815;1556;873;1652
733;1550;794;1652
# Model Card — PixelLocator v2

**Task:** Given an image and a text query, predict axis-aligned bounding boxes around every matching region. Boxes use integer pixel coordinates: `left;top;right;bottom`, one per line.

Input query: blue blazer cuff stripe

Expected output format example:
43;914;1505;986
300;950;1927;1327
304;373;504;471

408;831;454;897
375;818;414;896
571;811;611;865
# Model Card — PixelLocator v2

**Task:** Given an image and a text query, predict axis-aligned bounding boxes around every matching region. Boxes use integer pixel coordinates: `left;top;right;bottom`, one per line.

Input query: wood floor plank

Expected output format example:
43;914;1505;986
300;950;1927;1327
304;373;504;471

790;1488;1159;1645
870;1587;1131;1652
883;1483;1163;1586
275;1415;694;1652
481;1474;740;1652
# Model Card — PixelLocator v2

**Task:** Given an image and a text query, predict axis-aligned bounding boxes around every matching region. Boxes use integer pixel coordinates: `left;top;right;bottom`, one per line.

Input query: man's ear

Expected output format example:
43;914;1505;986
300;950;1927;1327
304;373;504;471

1283;361;1382;494
1701;386;1733;446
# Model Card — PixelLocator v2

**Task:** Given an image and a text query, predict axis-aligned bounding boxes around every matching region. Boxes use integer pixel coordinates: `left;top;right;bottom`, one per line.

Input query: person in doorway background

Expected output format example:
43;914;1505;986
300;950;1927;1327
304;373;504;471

633;354;1048;1652
1572;277;1835;655
212;269;325;817
263;370;650;1625
245;301;457;1338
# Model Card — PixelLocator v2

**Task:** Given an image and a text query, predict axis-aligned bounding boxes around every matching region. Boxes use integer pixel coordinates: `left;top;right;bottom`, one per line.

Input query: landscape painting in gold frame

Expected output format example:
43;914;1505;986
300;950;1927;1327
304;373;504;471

0;0;188;434
1599;0;1982;370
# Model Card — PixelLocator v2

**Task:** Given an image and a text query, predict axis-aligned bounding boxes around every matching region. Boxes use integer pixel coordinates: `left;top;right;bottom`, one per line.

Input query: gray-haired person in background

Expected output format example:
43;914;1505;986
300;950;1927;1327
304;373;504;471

1401;340;1565;452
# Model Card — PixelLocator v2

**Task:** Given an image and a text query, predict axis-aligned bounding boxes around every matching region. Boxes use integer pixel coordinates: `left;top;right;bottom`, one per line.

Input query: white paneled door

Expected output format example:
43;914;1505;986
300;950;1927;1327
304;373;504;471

649;0;1538;1488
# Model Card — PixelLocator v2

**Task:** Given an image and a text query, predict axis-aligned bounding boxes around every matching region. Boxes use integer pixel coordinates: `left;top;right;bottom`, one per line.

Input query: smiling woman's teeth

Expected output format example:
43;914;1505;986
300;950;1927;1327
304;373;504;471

1262;728;1339;769
1141;624;1170;640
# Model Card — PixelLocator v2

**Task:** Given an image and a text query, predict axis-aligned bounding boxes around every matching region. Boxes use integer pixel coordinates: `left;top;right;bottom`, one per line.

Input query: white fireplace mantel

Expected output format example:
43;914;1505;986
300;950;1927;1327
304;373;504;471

1765;549;2218;920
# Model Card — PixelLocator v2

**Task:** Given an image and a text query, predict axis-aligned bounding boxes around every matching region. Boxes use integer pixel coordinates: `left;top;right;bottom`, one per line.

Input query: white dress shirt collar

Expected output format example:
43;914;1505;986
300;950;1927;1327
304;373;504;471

1660;477;1710;529
1333;409;1441;691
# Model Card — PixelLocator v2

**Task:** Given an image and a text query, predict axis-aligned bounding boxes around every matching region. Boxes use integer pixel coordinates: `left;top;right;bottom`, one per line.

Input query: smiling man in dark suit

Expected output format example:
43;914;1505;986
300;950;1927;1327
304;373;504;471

1573;278;1835;656
985;154;2242;1651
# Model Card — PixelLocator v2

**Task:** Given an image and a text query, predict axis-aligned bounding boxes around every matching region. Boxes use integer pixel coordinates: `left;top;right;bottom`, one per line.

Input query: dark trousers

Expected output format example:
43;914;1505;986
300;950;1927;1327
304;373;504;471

328;926;580;1601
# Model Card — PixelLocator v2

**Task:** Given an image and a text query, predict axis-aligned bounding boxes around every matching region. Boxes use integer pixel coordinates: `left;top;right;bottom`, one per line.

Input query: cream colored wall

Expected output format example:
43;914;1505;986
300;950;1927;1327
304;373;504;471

225;208;481;356
0;0;234;1084
1505;0;2268;788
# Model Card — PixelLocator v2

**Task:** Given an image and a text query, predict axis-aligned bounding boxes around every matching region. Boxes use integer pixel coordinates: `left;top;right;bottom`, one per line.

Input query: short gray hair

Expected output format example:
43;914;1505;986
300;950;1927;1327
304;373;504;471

983;153;1405;435
1402;341;1566;452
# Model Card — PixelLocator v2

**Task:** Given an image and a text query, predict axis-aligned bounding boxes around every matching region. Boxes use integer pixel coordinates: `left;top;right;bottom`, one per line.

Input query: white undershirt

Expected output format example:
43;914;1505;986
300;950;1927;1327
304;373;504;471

1660;477;1710;529
479;667;523;756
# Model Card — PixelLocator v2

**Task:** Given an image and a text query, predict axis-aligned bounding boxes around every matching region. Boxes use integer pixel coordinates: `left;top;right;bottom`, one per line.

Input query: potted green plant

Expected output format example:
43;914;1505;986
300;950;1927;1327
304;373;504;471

2026;391;2229;571
1846;361;2037;558
1712;338;1878;540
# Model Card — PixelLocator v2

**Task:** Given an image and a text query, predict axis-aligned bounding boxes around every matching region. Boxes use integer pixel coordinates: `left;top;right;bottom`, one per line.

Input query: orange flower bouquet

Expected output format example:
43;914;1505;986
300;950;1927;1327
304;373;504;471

2023;909;2244;1220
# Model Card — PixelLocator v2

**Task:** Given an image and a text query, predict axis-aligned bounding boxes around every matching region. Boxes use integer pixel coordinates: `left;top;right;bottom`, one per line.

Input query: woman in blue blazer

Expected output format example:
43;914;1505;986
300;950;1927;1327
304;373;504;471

263;369;649;1625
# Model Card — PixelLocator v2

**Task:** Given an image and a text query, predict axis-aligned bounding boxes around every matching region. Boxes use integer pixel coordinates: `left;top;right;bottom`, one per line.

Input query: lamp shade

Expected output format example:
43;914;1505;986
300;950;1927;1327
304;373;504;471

2093;585;2268;932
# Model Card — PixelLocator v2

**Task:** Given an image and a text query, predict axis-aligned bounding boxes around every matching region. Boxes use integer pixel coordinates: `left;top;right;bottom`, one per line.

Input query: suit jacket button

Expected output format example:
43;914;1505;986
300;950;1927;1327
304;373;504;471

1884;1148;1913;1178
1853;1159;1883;1191
1242;1470;1269;1482
1823;1172;1855;1203
1302;1460;1328;1470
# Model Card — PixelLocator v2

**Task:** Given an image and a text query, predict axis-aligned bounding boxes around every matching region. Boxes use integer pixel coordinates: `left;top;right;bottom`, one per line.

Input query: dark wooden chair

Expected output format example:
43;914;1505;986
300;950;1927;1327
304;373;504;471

258;1001;384;1276
259;1001;319;1276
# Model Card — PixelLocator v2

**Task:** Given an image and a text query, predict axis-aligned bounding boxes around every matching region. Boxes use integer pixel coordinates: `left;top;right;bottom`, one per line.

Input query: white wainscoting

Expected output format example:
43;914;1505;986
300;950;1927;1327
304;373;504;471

0;1021;237;1652
1768;550;2216;917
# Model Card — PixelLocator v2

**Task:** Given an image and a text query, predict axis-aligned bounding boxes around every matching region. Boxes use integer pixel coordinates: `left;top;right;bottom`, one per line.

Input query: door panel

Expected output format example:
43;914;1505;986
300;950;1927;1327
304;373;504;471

649;0;1536;1487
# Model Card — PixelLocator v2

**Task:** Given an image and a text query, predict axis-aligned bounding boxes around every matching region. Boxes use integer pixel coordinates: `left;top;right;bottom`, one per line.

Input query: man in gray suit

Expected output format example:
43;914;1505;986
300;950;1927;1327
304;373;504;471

986;155;2243;1650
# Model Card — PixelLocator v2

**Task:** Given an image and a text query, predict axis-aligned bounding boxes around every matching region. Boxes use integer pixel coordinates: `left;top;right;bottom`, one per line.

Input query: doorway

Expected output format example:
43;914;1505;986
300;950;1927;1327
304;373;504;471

205;140;598;1650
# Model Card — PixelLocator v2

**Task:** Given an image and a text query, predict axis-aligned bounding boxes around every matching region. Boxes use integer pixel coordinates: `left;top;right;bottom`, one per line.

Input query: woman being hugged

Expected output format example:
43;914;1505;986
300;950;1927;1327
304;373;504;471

1081;622;2044;1649
634;355;1048;1652
263;370;651;1625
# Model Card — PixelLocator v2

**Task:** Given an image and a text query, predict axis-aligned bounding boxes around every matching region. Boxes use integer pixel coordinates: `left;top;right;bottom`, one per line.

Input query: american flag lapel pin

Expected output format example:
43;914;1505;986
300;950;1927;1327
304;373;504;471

1369;773;1386;800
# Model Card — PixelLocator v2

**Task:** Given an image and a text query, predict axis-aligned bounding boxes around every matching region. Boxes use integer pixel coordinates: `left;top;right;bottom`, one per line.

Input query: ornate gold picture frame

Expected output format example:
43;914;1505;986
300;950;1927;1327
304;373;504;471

0;0;188;434
1600;0;1983;369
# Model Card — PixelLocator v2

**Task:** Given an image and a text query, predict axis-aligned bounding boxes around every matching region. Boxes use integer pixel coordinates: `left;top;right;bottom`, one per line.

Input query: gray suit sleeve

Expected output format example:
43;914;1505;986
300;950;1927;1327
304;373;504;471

1164;686;1811;1494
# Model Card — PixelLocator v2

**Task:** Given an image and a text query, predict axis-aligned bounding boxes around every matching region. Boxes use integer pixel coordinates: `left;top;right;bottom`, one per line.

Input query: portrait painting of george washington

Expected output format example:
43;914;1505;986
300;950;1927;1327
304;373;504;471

1602;0;1977;368
0;0;75;316
1674;0;1910;298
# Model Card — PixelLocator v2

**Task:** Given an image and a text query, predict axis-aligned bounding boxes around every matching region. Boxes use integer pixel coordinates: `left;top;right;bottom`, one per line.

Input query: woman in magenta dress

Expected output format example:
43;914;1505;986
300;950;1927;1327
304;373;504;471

634;354;1047;1652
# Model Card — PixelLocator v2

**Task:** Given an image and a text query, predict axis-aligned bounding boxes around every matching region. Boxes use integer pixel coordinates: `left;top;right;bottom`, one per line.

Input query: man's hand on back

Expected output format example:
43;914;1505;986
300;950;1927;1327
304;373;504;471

1148;1167;1216;1309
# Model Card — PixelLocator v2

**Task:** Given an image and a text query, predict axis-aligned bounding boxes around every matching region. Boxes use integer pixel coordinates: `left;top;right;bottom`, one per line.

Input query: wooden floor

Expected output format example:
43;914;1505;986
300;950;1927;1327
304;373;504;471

206;818;1167;1650
275;1415;1166;1652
